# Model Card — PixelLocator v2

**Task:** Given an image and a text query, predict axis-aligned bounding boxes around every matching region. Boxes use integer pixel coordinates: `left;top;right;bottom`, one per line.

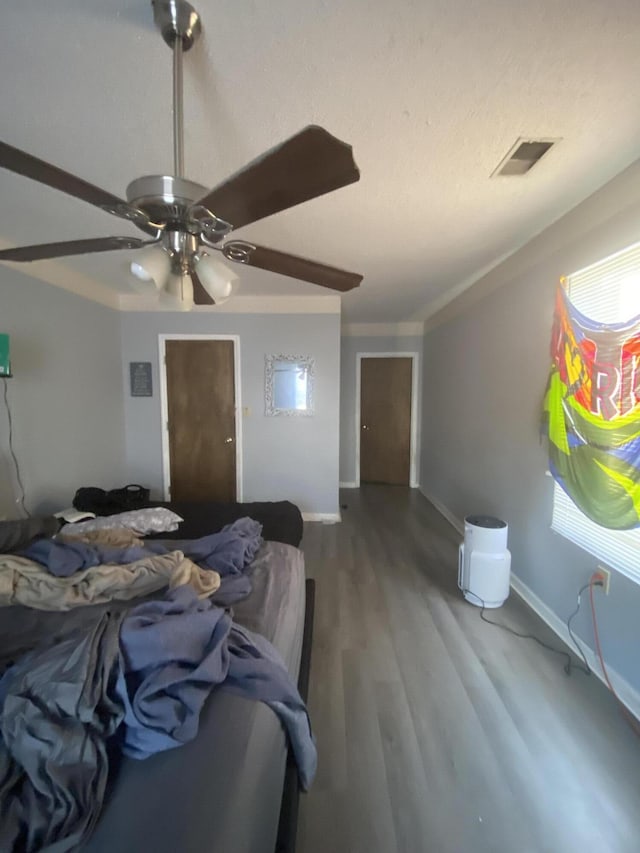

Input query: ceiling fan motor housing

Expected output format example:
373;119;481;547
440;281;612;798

126;174;207;229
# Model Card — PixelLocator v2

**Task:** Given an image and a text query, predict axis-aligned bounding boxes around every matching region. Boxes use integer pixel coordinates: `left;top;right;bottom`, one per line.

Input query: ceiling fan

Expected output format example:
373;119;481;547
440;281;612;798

0;0;363;308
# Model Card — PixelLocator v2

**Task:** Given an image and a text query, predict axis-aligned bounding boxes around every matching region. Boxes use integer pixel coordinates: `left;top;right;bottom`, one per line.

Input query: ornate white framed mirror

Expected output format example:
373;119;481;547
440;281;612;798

265;355;315;416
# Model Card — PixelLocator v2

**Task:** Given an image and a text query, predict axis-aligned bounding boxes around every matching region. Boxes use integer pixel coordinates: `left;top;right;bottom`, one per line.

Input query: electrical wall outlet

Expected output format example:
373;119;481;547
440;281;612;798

595;565;611;594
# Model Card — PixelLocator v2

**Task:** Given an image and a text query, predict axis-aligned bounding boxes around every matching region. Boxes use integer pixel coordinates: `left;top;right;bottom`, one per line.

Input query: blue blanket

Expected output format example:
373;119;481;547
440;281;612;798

22;538;148;576
117;585;317;790
161;516;264;575
22;518;262;606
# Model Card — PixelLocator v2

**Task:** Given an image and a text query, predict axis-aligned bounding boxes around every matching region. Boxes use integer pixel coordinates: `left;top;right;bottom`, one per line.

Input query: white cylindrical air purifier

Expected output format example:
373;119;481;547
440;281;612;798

458;514;511;608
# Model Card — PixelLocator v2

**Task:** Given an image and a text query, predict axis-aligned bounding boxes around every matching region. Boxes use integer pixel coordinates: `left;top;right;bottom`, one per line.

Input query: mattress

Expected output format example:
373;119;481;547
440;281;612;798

0;541;306;853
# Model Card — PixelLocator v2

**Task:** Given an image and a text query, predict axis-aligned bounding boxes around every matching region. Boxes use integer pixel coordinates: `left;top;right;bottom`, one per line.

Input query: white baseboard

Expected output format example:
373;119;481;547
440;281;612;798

419;486;465;534
302;512;341;524
423;489;640;721
510;575;640;721
340;481;420;489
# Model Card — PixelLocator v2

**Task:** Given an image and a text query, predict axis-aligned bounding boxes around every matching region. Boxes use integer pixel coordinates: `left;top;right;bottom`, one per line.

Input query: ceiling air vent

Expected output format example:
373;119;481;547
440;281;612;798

492;138;559;176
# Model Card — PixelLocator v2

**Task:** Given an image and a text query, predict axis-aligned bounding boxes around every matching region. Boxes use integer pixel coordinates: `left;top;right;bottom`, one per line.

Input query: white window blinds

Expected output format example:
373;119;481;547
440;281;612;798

552;483;640;583
564;240;640;323
551;241;640;582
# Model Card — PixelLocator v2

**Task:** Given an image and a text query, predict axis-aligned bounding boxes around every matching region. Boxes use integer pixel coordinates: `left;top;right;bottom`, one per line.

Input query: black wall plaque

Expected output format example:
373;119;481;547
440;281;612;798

130;361;153;397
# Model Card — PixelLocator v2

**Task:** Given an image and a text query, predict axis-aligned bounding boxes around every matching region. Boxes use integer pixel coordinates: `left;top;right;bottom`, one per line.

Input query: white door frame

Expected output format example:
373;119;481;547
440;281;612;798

355;352;419;488
158;334;243;501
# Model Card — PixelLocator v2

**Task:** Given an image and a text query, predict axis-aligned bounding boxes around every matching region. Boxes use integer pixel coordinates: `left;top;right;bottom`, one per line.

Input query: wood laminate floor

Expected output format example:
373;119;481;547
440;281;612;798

296;486;640;853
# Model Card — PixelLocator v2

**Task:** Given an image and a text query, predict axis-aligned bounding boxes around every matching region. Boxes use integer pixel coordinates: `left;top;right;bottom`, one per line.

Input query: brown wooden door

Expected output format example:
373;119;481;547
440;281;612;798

360;357;412;485
165;339;236;502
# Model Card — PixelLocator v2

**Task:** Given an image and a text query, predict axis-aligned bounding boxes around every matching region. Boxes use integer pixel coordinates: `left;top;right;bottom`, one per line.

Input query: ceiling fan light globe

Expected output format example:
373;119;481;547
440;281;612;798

130;276;161;296
130;261;152;282
129;246;170;288
194;253;236;303
163;272;194;312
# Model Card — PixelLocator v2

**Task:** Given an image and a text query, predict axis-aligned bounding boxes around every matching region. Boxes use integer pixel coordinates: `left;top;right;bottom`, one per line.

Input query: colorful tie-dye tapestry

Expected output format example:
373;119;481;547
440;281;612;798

542;284;640;530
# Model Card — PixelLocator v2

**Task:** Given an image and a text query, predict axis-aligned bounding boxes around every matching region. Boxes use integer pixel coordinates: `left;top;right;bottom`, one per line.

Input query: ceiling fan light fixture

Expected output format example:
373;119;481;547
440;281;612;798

130;275;162;296
193;253;236;304
130;245;170;287
163;271;194;311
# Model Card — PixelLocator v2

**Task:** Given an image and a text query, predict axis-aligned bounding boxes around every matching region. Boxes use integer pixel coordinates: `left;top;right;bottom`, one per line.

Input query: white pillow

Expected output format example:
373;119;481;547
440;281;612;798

60;507;183;537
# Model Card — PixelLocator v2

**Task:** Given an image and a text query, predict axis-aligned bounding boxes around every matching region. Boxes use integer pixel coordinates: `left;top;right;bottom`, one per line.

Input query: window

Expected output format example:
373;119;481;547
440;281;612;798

552;483;640;582
551;241;640;583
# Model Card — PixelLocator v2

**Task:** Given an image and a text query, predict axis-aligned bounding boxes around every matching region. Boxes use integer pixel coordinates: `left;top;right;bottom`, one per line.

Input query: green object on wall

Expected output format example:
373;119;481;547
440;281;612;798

0;334;10;377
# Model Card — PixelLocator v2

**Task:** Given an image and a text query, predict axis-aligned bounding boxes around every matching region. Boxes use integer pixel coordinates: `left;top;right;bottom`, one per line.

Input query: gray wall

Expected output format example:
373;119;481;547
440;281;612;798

120;311;341;515
420;159;640;693
340;335;423;484
0;268;125;515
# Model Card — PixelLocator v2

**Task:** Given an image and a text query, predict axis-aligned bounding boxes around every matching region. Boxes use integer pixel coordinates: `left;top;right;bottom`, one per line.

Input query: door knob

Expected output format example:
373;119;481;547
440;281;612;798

224;436;234;443
362;424;369;430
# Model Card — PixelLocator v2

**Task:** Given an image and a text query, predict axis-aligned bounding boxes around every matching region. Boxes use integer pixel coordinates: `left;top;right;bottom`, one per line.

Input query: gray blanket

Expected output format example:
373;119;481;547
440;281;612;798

0;613;125;852
0;516;59;553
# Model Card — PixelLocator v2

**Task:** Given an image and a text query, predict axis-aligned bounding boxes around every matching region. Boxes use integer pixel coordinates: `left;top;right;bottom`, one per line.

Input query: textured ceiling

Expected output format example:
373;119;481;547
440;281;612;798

1;0;640;321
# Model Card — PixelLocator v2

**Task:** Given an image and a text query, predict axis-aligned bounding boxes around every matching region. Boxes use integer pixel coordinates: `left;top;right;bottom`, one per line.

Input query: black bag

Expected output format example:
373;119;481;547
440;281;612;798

73;484;150;516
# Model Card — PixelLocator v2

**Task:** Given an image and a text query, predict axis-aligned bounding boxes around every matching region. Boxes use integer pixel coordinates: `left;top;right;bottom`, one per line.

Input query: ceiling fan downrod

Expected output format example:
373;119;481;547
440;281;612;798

173;35;184;177
152;0;202;179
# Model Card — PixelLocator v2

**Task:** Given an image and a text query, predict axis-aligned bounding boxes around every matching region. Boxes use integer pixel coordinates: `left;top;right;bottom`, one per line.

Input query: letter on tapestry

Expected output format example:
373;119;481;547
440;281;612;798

592;363;620;421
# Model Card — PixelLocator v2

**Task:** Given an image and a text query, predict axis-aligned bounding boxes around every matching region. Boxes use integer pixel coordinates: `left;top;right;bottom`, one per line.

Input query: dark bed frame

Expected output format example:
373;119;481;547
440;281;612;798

275;578;315;853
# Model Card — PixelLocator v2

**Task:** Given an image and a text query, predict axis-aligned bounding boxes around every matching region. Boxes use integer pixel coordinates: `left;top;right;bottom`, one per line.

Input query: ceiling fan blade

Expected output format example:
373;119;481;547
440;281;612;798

0;236;151;263
222;241;362;292
190;268;214;305
194;126;360;230
0;140;157;235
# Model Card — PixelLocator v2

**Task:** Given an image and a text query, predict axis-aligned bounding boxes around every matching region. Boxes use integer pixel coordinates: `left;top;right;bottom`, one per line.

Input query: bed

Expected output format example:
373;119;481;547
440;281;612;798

0;506;314;853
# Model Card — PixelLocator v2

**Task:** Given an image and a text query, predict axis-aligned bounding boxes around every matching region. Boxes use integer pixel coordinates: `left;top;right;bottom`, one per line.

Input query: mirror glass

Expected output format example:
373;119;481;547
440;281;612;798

265;355;315;416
